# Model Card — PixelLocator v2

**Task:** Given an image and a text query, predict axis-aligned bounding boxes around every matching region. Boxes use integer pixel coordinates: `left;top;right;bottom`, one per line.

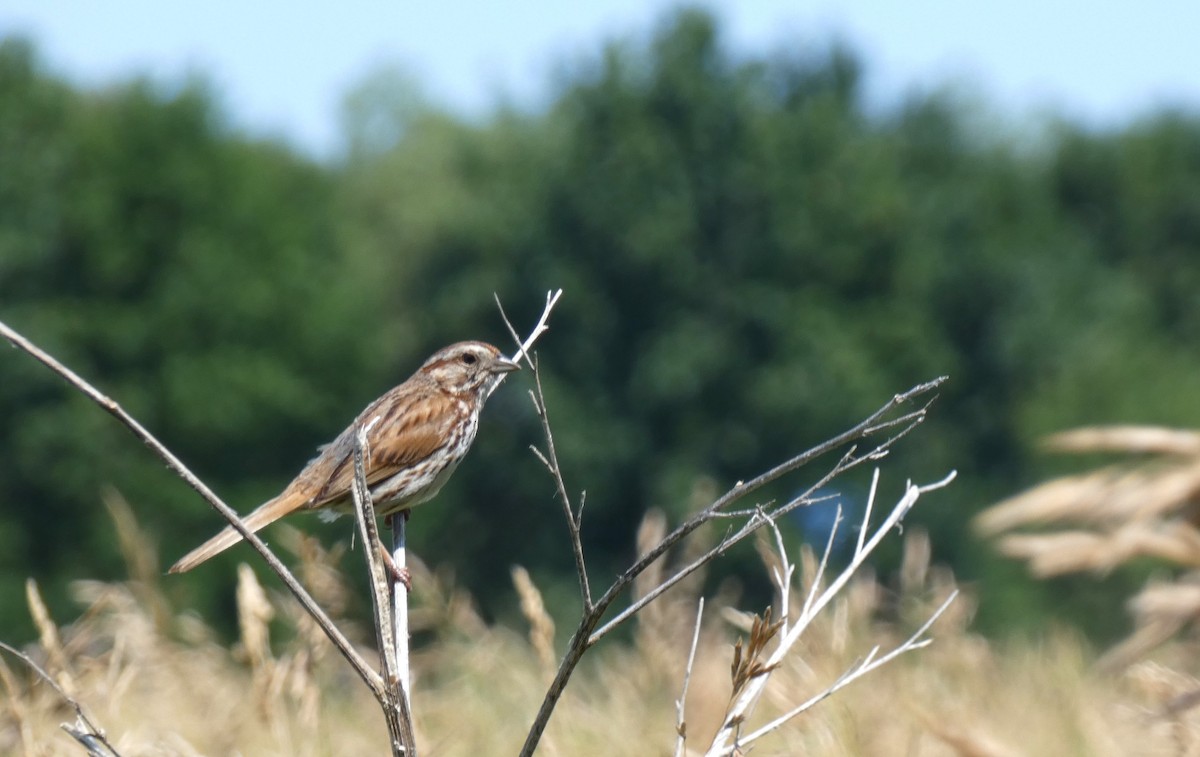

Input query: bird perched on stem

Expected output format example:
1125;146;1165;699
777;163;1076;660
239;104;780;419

170;341;519;574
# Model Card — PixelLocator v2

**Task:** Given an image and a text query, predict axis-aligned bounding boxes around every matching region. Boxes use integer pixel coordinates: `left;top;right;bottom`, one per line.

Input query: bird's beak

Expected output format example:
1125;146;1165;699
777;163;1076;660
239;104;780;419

493;356;521;373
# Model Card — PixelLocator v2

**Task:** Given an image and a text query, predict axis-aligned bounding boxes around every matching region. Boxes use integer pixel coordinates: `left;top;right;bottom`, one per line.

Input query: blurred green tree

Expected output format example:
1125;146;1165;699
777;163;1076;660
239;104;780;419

334;9;1200;637
5;6;1200;643
0;38;394;633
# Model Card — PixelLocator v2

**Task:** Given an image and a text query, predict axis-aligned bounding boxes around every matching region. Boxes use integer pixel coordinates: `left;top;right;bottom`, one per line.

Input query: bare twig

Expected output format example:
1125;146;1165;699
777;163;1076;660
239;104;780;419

0;640;122;757
674;597;705;757
705;472;958;755
391;514;411;705
588;411;934;645
765;512;797;634
590;383;944;644
0;294;563;755
727;591;959;752
495;292;591;608
0;318;384;699
518;369;947;757
528;360;592;608
800;503;841;624
494;289;563;372
592;499;812;641
351;428;416;756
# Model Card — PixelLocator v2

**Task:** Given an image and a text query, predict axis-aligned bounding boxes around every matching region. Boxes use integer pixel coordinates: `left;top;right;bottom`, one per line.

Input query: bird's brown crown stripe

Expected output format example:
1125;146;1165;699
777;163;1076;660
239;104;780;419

422;357;462;371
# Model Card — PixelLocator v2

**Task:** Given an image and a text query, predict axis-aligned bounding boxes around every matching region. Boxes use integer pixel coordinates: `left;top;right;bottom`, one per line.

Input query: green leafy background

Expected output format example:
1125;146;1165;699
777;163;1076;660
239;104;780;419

3;9;1198;642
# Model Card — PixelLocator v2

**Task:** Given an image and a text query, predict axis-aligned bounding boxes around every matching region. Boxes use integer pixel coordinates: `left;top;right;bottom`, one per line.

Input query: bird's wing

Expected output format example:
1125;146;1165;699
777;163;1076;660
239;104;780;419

305;390;452;508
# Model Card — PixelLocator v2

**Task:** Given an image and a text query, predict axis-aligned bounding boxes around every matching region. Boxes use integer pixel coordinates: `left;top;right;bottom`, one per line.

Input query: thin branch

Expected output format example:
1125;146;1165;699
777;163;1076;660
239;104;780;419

674;597;705;757
855;467;881;555
351;429;416;756
706;472;957;754
0;641;121;757
575;491;588;531
0;318;384;699
589;437;888;643
787;472;956;653
494;289;563;372
862;405;932;436
391;514;411;709
529;359;591;608
729;590;959;752
589;383;943;641
765;514;796;636
800;504;842;623
496;294;591;608
519;624;593;757
520;374;947;756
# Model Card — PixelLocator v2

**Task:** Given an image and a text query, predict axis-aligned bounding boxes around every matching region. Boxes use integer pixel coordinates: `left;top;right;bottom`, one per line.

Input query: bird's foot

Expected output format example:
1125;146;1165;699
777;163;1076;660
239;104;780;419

379;543;412;591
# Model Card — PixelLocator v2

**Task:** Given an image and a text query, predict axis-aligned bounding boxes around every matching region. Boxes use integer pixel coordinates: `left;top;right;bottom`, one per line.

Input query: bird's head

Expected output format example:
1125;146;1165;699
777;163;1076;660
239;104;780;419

419;341;520;395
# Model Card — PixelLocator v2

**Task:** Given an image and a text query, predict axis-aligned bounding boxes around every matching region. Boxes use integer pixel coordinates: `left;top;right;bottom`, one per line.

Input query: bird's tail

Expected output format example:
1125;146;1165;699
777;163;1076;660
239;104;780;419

168;491;307;574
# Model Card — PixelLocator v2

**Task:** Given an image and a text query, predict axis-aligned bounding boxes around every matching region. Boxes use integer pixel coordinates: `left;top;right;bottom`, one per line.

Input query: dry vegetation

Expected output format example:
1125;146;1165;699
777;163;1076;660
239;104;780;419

5;493;1200;757
978;425;1200;674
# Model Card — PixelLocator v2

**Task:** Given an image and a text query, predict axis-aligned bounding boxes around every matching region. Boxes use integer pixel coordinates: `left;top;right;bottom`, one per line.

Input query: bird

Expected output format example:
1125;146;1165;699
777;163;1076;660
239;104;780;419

169;341;519;574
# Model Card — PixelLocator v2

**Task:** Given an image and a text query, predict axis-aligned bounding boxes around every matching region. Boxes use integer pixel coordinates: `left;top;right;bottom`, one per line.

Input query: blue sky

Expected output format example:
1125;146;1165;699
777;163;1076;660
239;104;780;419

2;1;1195;157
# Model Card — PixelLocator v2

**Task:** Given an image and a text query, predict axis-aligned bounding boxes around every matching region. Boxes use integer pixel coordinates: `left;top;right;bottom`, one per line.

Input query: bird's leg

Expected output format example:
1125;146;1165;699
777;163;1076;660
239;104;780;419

381;512;411;590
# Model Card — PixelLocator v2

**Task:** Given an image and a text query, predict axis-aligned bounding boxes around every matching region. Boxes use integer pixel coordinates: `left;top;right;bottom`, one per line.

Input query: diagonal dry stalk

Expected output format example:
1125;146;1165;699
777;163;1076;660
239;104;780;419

0;290;563;755
0;317;385;700
351;427;417;756
495;303;949;757
0;639;122;757
673;597;704;757
588;378;945;645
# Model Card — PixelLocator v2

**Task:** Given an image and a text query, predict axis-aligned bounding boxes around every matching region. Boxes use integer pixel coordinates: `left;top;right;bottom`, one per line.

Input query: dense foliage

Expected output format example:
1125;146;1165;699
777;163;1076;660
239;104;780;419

3;9;1199;640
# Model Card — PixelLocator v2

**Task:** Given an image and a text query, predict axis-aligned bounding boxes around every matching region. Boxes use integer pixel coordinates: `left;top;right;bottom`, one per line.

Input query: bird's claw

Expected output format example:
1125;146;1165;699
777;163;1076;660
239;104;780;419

379;544;412;591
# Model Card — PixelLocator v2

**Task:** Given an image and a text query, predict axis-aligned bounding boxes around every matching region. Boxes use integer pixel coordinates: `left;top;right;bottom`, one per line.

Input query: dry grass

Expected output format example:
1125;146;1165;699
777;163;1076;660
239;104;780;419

978;424;1200;672
4;507;1200;757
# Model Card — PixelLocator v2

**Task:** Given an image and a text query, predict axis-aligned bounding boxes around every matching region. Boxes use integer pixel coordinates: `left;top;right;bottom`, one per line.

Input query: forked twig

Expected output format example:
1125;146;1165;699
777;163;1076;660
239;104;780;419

351;428;416;756
705;472;958;755
494;289;563;373
590;382;945;645
733;591;958;751
514;356;947;756
0;318;384;699
496;292;591;608
0;641;122;757
0;292;564;752
528;359;592;607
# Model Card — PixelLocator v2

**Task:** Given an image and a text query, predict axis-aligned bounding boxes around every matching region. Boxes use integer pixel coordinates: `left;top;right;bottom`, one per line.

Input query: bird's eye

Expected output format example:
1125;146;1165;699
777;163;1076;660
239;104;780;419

461;353;478;366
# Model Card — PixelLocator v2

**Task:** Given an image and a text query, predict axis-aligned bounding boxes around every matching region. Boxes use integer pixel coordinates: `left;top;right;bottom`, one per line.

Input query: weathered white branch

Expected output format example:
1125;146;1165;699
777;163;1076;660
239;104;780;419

391;515;411;706
674;597;705;757
800;502;841;624
519;370;947;756
350;429;415;755
705;470;958;755
733;590;958;751
493;288;563;375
